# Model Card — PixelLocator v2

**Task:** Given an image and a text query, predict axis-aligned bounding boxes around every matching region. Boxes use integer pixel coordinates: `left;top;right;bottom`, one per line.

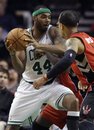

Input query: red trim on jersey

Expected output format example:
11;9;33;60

71;32;94;71
70;32;94;91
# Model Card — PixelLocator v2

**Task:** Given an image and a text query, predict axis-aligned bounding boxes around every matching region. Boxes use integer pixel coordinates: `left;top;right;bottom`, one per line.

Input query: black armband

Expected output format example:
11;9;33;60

47;49;77;79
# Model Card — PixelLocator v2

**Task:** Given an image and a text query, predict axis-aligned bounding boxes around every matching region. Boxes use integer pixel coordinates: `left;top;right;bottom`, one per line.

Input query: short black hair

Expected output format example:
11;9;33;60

59;10;80;27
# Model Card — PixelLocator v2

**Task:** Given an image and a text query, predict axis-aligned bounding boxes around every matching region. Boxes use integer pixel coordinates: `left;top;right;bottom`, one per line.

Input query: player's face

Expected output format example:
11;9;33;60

36;13;51;31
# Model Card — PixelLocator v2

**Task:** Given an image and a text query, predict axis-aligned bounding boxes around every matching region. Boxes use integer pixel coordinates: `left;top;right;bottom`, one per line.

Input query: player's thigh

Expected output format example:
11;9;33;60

47;81;73;110
8;80;43;125
8;96;42;125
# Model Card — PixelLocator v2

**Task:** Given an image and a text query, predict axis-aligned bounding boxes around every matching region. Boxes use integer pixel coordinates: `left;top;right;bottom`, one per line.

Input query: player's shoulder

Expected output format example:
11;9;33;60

67;37;83;47
49;25;58;33
48;25;60;39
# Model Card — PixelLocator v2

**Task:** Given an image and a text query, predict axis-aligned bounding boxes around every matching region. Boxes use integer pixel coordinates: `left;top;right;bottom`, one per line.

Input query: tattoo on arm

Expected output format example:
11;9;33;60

49;26;66;51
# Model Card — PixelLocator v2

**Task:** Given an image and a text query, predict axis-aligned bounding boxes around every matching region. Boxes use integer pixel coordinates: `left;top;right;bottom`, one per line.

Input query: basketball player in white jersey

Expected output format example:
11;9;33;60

5;8;79;130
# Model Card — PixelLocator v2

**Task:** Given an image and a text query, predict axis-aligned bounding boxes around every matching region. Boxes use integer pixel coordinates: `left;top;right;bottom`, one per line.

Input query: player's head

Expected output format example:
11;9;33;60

58;10;80;38
32;7;51;31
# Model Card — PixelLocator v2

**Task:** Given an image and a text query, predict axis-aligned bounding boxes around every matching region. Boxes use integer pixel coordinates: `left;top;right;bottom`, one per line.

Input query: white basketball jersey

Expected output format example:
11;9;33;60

22;25;53;82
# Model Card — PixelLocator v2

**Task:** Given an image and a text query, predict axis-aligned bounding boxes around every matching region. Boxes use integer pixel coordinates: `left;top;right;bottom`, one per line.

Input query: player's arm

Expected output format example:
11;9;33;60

46;38;83;80
8;44;26;74
25;27;66;55
46;52;60;65
36;26;66;54
33;38;85;89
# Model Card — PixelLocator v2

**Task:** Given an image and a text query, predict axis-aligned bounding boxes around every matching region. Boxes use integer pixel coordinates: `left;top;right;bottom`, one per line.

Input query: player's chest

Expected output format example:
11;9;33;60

26;47;53;73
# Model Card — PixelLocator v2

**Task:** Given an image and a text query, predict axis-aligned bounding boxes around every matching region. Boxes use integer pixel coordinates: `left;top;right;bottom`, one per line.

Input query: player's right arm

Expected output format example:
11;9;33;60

37;26;66;54
7;44;26;74
24;26;66;55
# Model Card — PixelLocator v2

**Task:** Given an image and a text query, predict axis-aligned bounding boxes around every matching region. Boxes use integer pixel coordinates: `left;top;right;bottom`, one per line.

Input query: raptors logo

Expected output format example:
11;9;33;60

82;105;91;115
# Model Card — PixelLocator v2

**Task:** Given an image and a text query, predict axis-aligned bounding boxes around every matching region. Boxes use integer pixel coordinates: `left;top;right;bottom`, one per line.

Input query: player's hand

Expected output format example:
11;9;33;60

82;105;91;115
34;49;45;59
33;74;48;89
5;39;16;56
24;32;39;48
78;81;88;91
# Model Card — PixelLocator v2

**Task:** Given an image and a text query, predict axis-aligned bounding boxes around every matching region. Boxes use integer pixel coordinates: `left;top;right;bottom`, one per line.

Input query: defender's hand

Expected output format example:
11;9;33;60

33;74;48;89
78;81;88;91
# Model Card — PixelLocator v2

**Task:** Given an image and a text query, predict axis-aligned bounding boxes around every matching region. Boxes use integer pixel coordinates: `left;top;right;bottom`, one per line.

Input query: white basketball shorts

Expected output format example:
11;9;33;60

8;79;73;125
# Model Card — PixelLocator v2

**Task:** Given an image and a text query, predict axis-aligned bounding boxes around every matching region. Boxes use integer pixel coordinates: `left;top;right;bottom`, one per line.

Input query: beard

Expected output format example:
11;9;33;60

36;22;49;32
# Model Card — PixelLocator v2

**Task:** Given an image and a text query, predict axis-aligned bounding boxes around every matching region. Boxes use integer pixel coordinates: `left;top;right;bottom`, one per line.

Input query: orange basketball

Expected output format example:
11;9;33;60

5;28;30;51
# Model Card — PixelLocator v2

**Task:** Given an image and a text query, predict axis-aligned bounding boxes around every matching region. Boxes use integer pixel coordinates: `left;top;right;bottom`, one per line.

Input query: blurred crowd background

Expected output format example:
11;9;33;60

0;0;94;130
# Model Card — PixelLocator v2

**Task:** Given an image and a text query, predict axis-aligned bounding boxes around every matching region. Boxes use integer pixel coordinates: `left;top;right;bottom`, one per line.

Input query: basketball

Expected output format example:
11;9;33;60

5;28;30;51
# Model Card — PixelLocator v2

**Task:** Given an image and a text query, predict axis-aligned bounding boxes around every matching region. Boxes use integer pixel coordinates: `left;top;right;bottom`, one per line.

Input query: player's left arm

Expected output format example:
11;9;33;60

25;27;66;55
46;37;83;80
37;26;66;54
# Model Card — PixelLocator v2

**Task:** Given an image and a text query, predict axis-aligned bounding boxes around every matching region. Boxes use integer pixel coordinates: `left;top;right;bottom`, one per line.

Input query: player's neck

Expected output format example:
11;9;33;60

32;27;46;41
66;27;78;38
71;27;78;34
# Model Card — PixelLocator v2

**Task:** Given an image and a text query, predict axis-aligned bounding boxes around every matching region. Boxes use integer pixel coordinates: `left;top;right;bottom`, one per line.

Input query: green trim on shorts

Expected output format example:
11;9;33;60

55;93;65;110
55;93;70;110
